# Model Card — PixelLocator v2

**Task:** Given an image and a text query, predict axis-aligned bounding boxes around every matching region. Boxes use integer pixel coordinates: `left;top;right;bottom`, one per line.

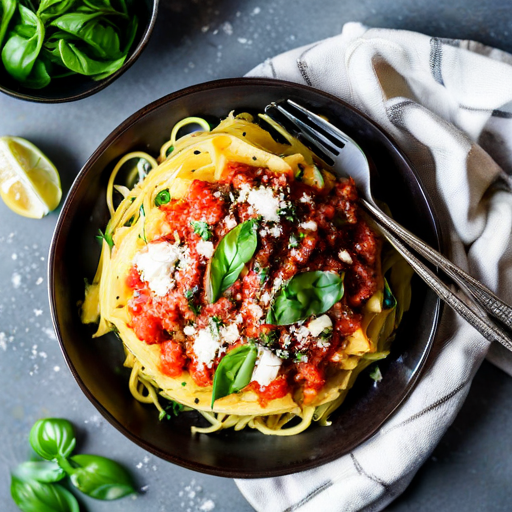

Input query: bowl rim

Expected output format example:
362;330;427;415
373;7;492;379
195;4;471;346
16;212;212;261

48;77;443;477
0;0;159;104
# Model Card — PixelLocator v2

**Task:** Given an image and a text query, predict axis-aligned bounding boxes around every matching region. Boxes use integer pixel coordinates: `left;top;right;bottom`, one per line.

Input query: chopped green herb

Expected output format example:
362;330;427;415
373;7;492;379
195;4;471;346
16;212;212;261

184;286;200;315
260;330;279;347
155;189;171;207
158;400;184;421
166;145;174;157
294;352;308;363
255;265;269;284
181;382;187;386
190;220;212;240
277;203;297;222
296;163;305;180
96;229;113;249
276;349;290;360
369;366;383;384
288;233;300;248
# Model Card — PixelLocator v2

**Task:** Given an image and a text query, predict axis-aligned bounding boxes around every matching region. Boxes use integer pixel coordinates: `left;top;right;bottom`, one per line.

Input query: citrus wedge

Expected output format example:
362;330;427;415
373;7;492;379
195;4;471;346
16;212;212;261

0;136;62;219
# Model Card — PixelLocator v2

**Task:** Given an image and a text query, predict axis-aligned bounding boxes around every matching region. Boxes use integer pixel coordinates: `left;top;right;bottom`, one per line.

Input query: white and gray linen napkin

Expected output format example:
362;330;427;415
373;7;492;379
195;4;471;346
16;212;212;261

237;22;512;512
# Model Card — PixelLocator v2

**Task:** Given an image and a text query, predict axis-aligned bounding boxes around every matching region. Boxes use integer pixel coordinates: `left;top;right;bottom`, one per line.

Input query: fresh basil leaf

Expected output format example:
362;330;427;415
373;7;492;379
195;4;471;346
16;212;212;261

211;344;258;407
383;278;397;310
22;58;51;89
13;461;66;483
56;38;126;77
68;454;135;500
190;220;211;240
10;475;79;512
208;219;258;302
37;0;76;24
2;4;45;82
0;0;16;48
29;418;76;461
155;189;170;207
267;271;344;325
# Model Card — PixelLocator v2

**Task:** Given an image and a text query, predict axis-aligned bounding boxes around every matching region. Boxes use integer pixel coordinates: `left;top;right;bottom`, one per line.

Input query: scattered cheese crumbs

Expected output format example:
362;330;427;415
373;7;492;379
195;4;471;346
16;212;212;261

300;193;313;204
338;250;353;264
133;242;188;296
247;303;264;321
308;315;333;337
225;216;237;230
220;323;239;343
240;185;280;222
53;366;60;372
268;224;282;237
35;277;43;285
295;326;310;342
193;328;221;367
260;291;271;305
183;325;196;336
251;347;282;387
299;220;317;231
196;240;214;259
33;309;43;317
11;253;17;260
235;314;243;324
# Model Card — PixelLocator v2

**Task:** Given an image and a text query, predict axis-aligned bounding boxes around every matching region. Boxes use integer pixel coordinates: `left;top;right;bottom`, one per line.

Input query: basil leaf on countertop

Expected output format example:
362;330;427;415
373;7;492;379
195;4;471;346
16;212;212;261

67;454;135;500
13;461;66;484
267;271;344;325
29;418;76;461
0;0;16;48
211;344;258;408
10;475;79;512
1;4;45;82
208;218;258;303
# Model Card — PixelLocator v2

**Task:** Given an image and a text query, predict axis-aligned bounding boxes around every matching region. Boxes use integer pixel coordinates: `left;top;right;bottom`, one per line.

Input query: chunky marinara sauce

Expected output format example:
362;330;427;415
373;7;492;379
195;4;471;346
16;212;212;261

126;163;380;406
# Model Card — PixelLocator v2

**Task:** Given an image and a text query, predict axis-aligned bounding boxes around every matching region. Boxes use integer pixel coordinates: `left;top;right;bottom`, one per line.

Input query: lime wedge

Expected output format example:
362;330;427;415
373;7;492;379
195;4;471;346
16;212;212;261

0;136;62;218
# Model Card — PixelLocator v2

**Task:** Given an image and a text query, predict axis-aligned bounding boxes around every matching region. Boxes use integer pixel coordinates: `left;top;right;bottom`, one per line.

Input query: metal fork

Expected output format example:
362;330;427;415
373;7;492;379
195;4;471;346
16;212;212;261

265;99;512;351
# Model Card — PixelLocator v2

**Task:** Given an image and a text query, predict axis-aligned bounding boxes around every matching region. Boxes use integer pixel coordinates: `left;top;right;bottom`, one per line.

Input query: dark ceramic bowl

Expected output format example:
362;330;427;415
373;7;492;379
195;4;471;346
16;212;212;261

49;78;442;478
0;0;158;103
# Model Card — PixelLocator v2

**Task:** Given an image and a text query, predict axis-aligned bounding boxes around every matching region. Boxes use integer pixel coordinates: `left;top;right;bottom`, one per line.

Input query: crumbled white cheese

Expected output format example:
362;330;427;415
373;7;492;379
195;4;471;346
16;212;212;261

244;186;280;222
183;325;196;336
260;291;271;305
235;314;243;324
259;228;268;237
307;315;333;337
196;240;214;259
268;224;282;237
251;347;282;387
225;216;237;230
193;328;221;367
299;221;317;231
295;325;310;342
247;303;264;321
338;250;353;264
133;242;188;296
220;323;240;344
300;193;313;204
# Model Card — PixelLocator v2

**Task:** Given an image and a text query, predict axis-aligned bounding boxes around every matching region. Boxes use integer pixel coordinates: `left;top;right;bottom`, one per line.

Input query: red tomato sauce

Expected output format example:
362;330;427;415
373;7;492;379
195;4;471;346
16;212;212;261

126;162;380;406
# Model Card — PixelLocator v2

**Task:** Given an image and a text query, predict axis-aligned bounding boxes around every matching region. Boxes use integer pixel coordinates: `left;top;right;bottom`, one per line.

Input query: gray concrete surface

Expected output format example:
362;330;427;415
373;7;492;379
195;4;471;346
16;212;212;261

1;0;511;511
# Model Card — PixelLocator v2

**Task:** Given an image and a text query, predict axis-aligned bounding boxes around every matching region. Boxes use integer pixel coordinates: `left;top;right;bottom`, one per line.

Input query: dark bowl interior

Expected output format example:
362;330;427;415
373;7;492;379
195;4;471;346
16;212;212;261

49;78;441;478
0;0;158;103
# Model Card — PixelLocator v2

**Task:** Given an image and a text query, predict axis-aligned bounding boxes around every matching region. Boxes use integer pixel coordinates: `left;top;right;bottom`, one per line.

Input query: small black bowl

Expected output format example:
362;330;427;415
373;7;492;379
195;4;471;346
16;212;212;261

0;0;158;103
49;78;442;478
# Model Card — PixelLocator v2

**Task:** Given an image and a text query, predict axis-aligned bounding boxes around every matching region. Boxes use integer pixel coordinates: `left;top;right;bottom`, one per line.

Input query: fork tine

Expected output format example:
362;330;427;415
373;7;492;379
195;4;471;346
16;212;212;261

286;100;354;145
274;104;340;160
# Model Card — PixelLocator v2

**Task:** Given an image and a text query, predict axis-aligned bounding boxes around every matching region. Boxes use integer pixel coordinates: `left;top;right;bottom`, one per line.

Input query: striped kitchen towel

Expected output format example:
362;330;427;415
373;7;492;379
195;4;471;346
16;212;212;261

237;22;512;512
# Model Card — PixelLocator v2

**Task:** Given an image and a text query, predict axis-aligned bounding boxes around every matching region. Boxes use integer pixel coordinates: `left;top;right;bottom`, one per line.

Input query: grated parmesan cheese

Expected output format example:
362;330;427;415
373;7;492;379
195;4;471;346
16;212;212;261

338;250;353;264
299;221;317;231
193;328;221;367
220;323;240;343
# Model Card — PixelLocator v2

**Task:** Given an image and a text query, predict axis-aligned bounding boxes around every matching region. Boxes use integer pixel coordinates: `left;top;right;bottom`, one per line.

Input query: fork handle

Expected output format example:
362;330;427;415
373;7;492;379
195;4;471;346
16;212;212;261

374;221;512;351
362;199;512;331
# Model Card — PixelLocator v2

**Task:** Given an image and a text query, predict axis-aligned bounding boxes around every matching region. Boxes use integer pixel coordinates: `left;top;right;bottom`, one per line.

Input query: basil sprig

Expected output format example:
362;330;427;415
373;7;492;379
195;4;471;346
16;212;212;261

211;344;258;408
208;219;258;303
10;417;136;510
267;271;344;325
67;454;135;500
11;476;79;512
29;418;76;461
